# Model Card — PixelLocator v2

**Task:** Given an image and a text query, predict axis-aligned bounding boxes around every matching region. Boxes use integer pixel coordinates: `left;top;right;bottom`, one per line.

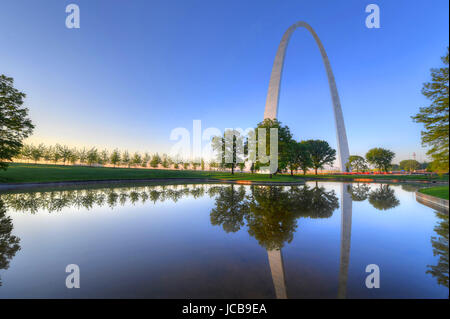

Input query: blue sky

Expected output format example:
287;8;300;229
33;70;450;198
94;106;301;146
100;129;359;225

0;0;448;165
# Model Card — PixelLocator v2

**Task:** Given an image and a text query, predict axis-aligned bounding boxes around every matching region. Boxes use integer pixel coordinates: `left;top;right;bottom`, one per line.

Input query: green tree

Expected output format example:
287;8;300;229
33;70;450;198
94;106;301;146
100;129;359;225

399;159;420;172
99;149;109;166
30;144;44;164
57;145;72;165
285;141;300;176
365;147;395;172
142;152;150;167
68;148;79;165
212;129;244;175
110;149;121;168
347;155;368;173
19;144;33;163
78;148;87;165
42;145;53;163
412;48;449;173
122;151;131;168
297;141;313;175
87;148;99;166
150;154;161;168
132;152;142;167
0;75;34;170
161;156;169;168
250;119;293;175
304;140;336;175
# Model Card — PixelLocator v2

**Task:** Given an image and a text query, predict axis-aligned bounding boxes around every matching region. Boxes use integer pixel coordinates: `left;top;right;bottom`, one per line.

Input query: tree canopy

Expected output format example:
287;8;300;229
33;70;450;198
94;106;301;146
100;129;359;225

399;159;420;172
347;155;368;172
304;140;336;175
0;75;34;170
412;48;449;173
365;147;395;172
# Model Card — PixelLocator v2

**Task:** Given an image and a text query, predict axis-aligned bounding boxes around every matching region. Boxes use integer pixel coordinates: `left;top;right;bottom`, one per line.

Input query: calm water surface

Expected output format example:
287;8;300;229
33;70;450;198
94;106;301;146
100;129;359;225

0;182;448;298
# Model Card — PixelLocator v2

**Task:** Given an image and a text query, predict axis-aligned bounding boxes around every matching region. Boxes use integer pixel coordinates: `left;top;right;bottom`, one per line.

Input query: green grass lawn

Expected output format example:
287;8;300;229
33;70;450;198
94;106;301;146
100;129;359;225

0;163;305;184
419;186;449;200
0;163;448;184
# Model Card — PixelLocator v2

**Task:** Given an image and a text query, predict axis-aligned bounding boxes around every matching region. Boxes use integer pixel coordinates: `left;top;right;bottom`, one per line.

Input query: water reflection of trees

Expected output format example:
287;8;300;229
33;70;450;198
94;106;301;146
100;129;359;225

0;185;224;214
426;211;449;289
210;185;339;250
0;200;21;286
347;184;400;211
347;184;370;201
368;185;400;210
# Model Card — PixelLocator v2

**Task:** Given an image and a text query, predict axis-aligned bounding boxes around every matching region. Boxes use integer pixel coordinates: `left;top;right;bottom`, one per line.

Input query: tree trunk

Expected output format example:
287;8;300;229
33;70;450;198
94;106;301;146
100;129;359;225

290;169;293;176
315;168;318;175
231;165;234;175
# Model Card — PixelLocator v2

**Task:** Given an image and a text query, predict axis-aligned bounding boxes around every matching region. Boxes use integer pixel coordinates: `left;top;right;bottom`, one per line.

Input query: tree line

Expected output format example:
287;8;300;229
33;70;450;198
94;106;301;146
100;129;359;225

15;143;211;170
212;118;405;175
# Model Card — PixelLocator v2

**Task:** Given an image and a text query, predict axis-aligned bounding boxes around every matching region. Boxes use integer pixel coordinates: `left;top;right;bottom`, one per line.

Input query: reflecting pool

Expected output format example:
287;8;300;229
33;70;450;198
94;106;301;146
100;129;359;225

0;182;448;298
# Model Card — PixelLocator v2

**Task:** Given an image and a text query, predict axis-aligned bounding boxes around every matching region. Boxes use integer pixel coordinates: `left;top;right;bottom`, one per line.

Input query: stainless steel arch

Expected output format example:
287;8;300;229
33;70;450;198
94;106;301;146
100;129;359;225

263;21;350;171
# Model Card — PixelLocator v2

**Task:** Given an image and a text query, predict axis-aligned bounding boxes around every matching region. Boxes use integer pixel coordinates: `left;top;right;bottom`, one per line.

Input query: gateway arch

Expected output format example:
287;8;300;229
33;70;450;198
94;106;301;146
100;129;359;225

263;21;350;171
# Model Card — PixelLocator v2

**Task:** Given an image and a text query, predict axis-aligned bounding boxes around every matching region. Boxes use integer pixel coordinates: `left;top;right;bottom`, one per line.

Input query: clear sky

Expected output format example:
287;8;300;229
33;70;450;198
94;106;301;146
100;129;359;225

1;0;448;165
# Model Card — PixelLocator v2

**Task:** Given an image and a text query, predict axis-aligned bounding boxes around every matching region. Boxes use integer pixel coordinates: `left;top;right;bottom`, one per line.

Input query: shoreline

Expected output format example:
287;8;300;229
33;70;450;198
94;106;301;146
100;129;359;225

0;176;447;192
0;178;309;191
415;191;449;213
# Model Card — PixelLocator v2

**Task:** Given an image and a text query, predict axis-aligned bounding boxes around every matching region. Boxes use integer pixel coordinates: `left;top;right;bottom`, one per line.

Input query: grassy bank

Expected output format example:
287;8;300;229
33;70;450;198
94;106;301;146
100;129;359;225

0;163;304;184
0;163;448;184
419;186;449;200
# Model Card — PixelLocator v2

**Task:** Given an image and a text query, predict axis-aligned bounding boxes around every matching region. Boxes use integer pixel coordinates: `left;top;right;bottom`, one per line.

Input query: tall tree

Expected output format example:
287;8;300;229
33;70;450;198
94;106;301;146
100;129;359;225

412;48;449;173
0;75;34;170
305;140;336;175
365;147;395;172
